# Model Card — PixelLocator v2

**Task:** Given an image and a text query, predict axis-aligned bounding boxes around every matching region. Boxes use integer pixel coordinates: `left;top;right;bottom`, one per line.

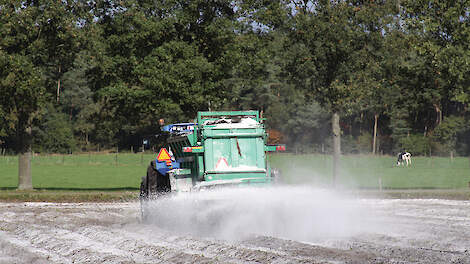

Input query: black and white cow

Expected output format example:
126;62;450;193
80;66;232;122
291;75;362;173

397;152;412;166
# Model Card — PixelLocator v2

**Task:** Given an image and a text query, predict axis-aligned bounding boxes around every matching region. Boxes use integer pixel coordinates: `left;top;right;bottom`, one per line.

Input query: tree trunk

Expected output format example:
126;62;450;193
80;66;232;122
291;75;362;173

57;65;61;103
359;112;363;134
332;112;341;187
18;126;33;190
433;103;442;127
373;113;378;155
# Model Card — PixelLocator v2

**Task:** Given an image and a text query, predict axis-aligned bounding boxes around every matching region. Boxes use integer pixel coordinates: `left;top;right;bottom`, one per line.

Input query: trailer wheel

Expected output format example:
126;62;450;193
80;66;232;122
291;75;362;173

271;168;281;184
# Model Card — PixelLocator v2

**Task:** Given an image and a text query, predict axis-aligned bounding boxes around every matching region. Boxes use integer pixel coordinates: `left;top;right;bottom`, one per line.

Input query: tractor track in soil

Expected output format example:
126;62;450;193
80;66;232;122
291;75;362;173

1;195;470;263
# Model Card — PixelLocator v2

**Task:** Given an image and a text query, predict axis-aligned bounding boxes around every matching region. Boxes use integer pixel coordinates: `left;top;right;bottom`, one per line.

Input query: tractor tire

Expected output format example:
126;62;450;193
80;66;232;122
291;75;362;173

140;176;148;199
140;161;159;222
147;160;171;194
147;161;159;196
140;161;172;221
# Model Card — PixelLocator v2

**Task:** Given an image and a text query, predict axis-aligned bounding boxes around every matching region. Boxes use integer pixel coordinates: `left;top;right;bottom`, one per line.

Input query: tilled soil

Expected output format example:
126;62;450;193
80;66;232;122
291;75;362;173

1;195;470;263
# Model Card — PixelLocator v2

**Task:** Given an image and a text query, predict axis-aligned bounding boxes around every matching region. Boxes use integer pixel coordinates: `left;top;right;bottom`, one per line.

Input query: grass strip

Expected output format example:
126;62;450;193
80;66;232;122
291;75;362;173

0;190;139;203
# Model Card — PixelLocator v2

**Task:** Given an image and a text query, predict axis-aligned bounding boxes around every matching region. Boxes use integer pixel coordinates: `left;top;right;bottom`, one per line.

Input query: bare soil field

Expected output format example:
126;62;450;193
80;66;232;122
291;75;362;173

0;187;469;263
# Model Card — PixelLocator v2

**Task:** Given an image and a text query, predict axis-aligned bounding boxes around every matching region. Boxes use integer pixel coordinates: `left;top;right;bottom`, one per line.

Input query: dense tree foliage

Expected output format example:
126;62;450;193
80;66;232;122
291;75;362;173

1;0;470;162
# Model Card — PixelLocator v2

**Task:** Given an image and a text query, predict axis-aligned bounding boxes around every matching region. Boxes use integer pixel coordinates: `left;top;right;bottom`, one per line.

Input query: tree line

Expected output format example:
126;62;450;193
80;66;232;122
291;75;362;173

1;0;470;162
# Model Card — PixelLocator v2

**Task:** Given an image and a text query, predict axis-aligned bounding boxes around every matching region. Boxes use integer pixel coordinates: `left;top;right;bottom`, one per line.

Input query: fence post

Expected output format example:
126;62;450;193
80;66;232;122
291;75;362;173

115;146;118;166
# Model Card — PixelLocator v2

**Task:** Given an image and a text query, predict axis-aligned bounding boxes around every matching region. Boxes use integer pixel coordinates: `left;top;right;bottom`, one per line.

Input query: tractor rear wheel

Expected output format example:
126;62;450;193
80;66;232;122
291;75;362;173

147;160;171;194
140;161;172;221
147;161;159;196
140;161;158;221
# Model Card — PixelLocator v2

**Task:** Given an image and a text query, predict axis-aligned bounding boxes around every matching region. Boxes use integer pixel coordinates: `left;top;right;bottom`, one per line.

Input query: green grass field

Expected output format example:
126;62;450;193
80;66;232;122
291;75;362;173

270;154;470;189
0;153;155;189
1;153;469;190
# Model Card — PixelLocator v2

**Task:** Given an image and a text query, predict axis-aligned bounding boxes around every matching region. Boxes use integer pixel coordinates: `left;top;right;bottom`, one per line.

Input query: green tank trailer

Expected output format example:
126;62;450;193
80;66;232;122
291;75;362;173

140;111;285;218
